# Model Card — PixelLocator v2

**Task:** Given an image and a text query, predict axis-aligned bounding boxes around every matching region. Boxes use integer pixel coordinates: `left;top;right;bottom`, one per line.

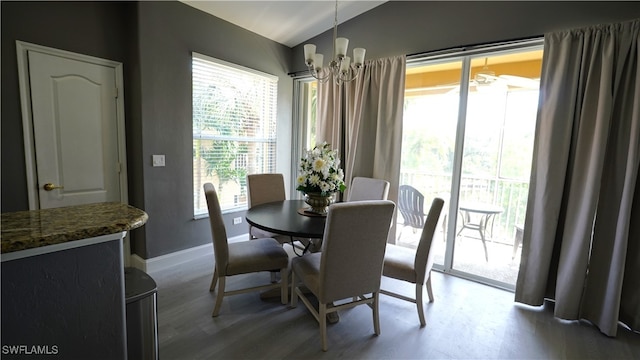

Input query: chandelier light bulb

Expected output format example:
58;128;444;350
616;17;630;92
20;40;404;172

353;48;366;66
340;56;351;73
314;54;324;71
304;44;316;65
335;37;349;58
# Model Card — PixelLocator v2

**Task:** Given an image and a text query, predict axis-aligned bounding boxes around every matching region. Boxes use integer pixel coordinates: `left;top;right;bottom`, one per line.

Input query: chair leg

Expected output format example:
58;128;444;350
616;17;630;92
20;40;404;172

290;271;298;308
280;268;288;305
479;230;489;262
442;214;447;242
212;276;225;317
416;284;426;327
209;267;218;292
373;292;381;336
426;273;434;303
319;303;328;352
271;271;277;283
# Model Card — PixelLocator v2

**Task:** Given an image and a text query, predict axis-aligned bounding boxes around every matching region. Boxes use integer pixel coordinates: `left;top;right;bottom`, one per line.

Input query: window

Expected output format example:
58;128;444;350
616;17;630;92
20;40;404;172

290;77;317;192
192;53;278;216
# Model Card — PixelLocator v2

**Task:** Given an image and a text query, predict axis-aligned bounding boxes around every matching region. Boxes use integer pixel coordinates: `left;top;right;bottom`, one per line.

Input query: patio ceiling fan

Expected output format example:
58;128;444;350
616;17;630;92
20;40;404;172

471;58;539;89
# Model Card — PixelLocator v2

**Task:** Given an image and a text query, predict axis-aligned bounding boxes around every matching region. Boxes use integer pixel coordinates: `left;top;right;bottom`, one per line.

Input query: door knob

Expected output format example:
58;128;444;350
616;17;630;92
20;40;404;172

43;183;64;191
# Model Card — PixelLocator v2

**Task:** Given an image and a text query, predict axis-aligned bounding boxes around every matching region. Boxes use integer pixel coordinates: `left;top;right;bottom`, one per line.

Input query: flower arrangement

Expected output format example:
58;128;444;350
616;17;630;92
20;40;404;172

296;142;346;196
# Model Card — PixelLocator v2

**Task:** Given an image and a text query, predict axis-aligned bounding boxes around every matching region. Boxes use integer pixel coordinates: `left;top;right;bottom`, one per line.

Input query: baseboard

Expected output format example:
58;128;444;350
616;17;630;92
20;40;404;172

130;234;247;274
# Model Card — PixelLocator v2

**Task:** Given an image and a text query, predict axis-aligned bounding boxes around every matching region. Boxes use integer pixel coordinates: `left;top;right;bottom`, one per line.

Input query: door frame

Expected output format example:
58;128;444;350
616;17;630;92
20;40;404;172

16;40;129;210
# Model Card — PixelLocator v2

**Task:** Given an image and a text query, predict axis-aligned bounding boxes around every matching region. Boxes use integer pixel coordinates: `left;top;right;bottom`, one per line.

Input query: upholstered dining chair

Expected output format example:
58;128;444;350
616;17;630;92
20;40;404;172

290;200;396;351
246;173;290;245
381;197;444;327
204;183;289;317
347;176;390;201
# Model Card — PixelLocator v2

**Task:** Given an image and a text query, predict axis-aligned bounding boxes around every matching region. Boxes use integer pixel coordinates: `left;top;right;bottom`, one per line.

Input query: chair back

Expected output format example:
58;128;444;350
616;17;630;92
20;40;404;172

204;183;229;274
318;200;395;303
347;177;390;201
398;185;426;229
247;173;286;207
414;197;445;284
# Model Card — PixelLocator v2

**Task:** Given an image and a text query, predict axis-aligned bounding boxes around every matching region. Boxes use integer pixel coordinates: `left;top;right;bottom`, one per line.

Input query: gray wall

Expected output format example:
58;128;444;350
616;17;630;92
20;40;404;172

1;1;132;211
1;1;293;259
133;1;293;257
291;1;640;73
2;1;640;259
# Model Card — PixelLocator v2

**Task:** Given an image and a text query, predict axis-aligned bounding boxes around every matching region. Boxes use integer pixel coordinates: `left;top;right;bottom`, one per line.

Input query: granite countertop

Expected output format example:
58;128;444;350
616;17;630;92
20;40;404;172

1;202;148;254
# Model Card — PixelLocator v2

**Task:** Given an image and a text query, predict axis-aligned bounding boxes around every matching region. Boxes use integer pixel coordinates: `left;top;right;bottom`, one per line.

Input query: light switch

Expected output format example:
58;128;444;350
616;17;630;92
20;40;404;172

152;155;165;167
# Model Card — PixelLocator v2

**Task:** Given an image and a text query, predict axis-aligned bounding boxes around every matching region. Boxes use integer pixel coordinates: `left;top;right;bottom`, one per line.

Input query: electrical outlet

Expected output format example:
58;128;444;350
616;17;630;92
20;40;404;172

233;217;242;225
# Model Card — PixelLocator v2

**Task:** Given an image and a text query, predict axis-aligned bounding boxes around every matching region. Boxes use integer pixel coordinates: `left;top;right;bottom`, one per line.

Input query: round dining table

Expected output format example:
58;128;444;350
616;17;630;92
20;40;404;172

245;199;326;239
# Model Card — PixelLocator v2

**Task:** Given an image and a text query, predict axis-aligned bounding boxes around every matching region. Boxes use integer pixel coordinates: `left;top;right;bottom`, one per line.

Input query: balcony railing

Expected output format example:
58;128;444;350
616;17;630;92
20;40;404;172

399;171;529;245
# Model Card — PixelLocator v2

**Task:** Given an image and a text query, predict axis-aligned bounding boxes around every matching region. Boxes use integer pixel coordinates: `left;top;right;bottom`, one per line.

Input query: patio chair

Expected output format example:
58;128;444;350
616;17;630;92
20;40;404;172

397;185;426;240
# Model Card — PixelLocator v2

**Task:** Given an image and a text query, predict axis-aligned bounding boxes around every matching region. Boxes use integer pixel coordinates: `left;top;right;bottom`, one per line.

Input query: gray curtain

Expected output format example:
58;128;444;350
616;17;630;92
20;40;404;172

316;55;405;242
515;19;640;337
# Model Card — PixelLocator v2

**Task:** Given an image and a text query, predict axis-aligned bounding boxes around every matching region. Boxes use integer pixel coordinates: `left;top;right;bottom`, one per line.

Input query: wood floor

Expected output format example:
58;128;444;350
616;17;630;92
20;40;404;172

154;250;640;359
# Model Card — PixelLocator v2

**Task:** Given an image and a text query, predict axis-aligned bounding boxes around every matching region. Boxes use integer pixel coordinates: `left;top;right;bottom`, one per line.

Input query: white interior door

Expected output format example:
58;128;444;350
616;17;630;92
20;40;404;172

28;50;122;209
17;42;131;266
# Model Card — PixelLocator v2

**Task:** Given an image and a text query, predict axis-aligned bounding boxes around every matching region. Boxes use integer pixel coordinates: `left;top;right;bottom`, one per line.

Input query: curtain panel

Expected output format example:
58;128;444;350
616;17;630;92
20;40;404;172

316;55;405;242
515;19;640;337
316;56;405;195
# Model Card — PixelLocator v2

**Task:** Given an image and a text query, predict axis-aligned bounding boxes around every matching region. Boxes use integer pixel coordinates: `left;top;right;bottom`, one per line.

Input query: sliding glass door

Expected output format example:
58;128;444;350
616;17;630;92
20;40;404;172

397;42;543;289
398;59;461;281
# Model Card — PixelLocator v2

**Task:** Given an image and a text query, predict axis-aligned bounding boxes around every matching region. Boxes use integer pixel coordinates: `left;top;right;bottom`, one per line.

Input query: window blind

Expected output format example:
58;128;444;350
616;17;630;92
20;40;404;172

192;53;278;216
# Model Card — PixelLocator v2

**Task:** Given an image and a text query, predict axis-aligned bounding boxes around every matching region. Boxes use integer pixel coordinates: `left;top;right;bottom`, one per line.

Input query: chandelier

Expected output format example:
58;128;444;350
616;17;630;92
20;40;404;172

303;0;366;85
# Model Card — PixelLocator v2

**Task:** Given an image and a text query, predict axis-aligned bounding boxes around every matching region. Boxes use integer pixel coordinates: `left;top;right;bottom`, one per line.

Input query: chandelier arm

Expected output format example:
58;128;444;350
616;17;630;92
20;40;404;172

336;66;362;84
308;65;332;82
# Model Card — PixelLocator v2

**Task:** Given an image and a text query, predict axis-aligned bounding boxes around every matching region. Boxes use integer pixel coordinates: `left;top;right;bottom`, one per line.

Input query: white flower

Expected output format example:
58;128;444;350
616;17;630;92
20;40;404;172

312;158;327;173
309;173;320;186
320;181;331;192
296;175;306;186
296;142;346;196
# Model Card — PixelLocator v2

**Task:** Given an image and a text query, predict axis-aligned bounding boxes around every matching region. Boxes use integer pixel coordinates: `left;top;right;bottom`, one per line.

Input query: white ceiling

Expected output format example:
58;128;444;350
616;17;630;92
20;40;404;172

180;1;387;47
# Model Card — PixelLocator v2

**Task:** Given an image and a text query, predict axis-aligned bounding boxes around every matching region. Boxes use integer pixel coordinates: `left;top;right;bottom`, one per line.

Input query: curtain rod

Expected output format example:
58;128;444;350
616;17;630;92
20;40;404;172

288;70;311;78
290;35;543;78
407;36;543;61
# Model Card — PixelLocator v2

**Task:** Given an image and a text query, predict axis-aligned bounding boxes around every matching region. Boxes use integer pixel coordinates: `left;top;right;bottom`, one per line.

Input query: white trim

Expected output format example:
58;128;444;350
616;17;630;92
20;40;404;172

129;234;247;274
192;51;278;81
1;231;127;263
16;41;39;210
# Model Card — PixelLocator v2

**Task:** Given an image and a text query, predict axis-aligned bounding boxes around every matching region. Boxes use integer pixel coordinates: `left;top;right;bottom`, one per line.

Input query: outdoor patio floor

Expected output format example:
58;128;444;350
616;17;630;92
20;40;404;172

396;224;522;287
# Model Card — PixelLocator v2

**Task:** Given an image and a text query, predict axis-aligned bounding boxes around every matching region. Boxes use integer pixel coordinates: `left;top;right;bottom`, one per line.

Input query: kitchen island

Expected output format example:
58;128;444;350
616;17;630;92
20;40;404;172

1;202;147;359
